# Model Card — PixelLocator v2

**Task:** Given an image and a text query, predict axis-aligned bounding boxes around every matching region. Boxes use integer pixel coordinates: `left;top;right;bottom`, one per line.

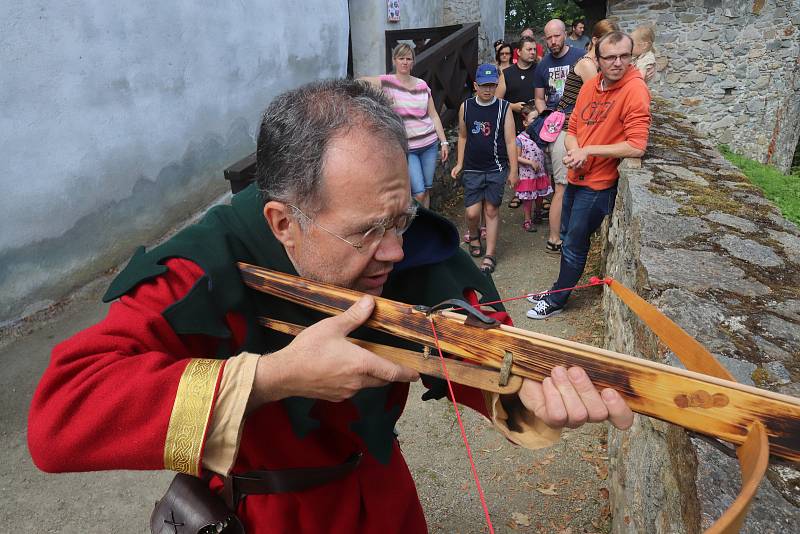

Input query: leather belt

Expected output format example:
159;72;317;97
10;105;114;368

222;453;363;509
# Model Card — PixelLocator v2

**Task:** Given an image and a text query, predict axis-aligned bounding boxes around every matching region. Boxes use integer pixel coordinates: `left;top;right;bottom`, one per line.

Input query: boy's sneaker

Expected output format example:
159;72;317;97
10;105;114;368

526;299;563;319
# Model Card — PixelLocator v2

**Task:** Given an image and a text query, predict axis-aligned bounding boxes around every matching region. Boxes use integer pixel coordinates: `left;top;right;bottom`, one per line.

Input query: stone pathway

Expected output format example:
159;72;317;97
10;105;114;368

399;187;614;533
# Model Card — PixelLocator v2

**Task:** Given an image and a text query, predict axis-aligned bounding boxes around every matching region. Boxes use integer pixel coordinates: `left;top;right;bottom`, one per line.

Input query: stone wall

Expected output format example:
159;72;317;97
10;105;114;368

602;100;799;532
607;0;800;173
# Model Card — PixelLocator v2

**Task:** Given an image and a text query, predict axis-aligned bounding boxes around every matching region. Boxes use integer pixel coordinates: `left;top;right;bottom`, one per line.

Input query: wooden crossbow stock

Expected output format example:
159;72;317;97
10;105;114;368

238;262;800;533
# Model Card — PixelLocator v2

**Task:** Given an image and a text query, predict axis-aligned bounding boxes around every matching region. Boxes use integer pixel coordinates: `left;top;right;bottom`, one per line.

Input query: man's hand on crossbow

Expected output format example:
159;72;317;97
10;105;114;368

519;366;634;430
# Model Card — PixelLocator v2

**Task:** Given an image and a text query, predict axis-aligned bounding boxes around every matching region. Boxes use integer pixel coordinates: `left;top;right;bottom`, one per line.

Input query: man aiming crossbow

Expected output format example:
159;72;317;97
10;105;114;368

28;79;633;533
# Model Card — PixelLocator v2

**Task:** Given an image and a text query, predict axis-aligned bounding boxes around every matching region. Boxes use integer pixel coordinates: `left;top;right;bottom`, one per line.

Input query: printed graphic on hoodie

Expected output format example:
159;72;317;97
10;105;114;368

579;100;616;125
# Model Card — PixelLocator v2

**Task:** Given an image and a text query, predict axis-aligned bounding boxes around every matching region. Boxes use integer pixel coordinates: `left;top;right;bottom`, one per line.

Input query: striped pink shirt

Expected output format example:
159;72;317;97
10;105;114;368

379;74;438;150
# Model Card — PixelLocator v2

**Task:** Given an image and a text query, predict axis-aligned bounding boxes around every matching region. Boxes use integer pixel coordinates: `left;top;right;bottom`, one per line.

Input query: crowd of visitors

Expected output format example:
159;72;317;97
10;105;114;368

384;17;656;320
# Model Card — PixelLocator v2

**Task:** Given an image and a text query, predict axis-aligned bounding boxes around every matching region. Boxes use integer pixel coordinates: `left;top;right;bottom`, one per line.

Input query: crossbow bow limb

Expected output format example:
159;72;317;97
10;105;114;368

238;262;798;533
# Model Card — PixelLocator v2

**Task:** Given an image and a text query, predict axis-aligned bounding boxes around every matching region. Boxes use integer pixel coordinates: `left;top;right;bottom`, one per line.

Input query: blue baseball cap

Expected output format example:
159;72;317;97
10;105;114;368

475;63;499;84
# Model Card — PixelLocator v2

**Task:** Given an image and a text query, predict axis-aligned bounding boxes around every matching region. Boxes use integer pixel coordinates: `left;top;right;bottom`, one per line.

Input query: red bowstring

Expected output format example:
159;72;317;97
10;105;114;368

423;276;612;533
466;276;612;310
428;316;495;534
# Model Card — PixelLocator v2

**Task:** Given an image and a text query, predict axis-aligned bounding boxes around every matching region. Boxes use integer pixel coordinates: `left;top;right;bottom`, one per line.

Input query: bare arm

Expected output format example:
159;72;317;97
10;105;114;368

503;107;519;187
427;94;450;162
563;141;645;170
534;87;547;113
573;58;598;83
358;75;383;89
495;72;506;99
450;103;467;179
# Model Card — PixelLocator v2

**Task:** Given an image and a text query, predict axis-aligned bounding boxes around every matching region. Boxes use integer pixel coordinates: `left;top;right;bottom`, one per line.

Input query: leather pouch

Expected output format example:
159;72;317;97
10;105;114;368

150;473;245;534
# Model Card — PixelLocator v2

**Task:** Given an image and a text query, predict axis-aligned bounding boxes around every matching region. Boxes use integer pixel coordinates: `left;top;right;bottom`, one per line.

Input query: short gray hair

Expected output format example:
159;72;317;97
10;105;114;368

256;79;408;213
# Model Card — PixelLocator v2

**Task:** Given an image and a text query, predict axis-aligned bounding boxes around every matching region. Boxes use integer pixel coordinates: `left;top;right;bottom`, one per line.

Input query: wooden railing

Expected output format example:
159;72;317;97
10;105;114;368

224;23;480;193
386;22;479;127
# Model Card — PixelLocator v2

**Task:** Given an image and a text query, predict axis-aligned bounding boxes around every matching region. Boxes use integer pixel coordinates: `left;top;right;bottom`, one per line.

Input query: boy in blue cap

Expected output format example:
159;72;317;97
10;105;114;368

451;64;519;274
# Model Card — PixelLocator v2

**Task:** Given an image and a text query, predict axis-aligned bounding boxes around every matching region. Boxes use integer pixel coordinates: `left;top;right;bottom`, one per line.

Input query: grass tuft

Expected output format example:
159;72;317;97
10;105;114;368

719;145;800;225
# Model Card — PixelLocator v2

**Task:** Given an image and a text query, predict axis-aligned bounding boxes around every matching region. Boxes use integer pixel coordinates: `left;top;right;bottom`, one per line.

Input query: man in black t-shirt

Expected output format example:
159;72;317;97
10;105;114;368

495;36;538;133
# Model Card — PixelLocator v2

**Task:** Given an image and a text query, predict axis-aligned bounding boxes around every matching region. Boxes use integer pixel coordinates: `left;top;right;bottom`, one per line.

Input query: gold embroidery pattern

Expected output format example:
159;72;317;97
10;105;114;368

163;358;224;475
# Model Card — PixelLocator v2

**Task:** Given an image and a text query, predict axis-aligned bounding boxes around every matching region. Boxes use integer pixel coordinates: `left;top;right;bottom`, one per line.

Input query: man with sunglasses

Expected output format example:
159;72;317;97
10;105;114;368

30;79;633;533
527;31;651;320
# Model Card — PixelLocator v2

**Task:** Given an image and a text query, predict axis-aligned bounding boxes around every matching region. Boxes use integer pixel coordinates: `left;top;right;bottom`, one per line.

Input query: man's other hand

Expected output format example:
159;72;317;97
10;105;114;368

518;366;634;430
563;147;589;169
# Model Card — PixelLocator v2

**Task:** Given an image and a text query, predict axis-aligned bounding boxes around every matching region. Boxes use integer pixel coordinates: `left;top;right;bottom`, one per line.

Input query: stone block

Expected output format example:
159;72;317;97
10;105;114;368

642;213;711;245
738;26;761;40
705;212;758;232
717;235;783;267
640;247;771;296
773;299;800;322
654;289;737;354
764;361;791;384
684;71;708;83
767;229;800;264
710;115;736;129
700;30;719;41
657;12;678;23
766;39;783;50
753;76;770;90
757;314;800;353
660;32;678;43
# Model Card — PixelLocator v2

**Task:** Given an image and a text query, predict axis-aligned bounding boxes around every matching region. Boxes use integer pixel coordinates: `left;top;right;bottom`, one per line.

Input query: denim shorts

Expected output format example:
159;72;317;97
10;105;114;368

408;141;439;195
462;168;507;207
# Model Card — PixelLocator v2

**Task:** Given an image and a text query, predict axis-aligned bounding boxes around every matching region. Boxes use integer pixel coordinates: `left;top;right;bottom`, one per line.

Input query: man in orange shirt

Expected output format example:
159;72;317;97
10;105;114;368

527;31;651;319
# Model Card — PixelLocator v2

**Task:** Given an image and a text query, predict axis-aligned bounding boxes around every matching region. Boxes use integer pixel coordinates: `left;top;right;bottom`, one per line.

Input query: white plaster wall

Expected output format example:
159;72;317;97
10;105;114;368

349;0;444;77
0;1;349;322
444;0;506;62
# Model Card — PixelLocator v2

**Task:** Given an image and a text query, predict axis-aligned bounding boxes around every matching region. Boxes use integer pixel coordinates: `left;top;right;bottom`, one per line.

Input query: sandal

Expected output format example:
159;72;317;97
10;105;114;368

508;197;522;209
480;255;497;274
468;239;483;257
545;240;562;254
522;220;537;232
480;226;487;239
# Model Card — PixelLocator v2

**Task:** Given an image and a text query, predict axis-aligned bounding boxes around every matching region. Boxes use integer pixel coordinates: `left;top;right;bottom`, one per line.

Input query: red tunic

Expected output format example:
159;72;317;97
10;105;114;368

29;258;511;533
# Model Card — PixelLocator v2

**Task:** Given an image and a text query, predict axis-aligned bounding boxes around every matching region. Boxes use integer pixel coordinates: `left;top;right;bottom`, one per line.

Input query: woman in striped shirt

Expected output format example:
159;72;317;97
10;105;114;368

362;44;449;209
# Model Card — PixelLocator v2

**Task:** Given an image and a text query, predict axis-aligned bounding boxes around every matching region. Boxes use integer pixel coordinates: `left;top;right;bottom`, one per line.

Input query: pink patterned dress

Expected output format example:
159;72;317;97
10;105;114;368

515;132;552;200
